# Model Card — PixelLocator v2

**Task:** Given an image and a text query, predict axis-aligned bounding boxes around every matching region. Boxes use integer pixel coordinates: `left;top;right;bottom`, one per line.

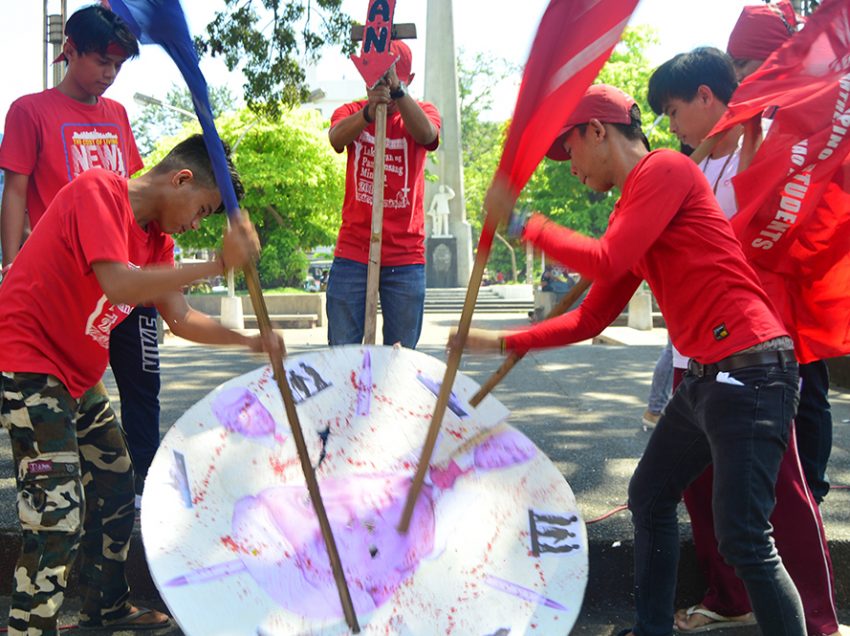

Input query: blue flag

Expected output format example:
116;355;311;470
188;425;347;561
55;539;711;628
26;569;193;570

109;0;240;216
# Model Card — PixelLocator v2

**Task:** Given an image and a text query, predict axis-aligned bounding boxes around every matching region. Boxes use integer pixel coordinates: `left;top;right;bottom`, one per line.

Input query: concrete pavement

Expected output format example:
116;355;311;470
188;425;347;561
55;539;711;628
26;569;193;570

0;312;847;633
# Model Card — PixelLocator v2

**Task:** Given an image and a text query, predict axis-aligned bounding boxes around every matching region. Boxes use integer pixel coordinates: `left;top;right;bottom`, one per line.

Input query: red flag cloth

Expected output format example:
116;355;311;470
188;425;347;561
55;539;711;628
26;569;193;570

497;0;639;198
708;0;850;361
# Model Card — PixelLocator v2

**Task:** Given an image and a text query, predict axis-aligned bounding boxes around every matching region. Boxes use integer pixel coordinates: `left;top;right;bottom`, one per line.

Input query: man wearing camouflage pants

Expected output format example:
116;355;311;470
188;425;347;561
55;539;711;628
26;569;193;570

0;376;159;633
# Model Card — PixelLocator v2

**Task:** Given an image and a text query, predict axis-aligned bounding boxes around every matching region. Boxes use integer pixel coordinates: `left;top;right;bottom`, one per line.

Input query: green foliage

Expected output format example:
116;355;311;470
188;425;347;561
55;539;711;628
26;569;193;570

457;51;516;279
132;84;236;156
196;0;354;119
145;107;345;288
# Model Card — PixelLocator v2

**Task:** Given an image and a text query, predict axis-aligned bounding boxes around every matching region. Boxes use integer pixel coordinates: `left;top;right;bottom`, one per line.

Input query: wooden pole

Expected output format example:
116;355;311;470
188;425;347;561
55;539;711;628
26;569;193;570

363;103;388;345
469;276;591;407
399;214;499;532
243;261;361;633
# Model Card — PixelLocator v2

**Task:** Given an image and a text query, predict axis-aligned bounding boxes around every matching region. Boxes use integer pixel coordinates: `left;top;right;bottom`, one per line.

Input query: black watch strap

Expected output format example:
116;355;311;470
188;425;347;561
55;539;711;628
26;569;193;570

390;82;407;100
362;104;374;124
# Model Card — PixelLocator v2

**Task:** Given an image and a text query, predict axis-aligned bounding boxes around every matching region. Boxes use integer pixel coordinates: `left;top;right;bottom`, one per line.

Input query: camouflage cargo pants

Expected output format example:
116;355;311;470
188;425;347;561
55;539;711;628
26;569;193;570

0;373;136;635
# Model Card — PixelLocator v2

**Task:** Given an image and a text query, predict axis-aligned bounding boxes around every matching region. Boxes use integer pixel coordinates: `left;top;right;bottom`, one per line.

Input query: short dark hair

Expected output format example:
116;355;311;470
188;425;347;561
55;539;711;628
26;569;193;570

152;135;244;213
576;103;650;152
647;47;737;115
65;4;140;60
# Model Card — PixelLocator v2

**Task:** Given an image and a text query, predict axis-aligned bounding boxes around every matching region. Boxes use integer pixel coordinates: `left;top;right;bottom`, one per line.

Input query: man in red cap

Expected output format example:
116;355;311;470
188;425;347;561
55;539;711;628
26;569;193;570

326;40;441;349
460;83;806;636
727;0;802;79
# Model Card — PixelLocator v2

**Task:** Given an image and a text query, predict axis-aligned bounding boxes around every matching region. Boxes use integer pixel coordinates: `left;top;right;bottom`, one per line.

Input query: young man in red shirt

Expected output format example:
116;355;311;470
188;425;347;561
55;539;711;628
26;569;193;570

648;45;843;636
0;134;278;634
0;4;162;506
327;40;441;349
463;84;805;636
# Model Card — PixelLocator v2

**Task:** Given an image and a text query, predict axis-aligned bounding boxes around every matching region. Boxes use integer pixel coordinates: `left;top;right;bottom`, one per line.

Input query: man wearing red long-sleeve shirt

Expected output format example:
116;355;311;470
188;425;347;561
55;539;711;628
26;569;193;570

460;84;805;636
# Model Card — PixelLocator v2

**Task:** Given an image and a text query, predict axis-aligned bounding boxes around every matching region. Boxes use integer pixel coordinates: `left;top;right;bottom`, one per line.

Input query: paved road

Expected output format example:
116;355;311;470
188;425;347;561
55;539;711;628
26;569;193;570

0;313;847;633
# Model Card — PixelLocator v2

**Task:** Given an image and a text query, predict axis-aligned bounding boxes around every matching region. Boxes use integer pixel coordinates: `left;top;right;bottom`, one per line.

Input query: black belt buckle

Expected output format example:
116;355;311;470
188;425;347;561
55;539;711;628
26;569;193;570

687;359;707;377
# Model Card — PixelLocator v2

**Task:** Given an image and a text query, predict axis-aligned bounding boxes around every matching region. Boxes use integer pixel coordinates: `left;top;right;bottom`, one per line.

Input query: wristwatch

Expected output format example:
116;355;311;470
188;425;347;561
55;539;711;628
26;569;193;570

390;81;407;100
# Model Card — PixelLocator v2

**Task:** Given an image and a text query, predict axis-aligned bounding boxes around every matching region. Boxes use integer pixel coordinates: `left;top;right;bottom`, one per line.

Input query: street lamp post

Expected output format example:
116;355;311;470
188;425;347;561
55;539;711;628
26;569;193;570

133;92;196;119
44;0;67;89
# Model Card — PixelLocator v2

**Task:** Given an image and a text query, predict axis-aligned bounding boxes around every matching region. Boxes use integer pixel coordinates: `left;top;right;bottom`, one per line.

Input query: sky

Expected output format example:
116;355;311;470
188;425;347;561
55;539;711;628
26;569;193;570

0;0;763;133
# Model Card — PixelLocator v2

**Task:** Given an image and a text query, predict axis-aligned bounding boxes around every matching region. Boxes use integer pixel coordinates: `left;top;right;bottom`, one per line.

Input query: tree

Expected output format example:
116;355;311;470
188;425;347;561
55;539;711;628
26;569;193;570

196;0;354;119
132;84;236;156
457;51;515;279
146;107;345;288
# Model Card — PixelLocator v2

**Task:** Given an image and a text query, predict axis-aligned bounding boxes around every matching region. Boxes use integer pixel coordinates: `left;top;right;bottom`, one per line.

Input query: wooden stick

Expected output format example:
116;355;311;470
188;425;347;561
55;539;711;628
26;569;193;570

243;261;361;633
469;276;591;407
688;131;725;165
363;102;388;345
398;214;500;532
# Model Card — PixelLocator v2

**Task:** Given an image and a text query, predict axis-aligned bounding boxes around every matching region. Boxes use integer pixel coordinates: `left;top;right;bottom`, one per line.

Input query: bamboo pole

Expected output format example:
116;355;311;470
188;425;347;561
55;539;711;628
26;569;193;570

243;261;360;633
363;103;388;345
398;213;500;532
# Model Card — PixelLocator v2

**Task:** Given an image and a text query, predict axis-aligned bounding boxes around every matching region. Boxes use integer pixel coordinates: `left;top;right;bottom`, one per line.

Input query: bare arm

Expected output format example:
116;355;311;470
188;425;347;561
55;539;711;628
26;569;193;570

1;171;29;268
329;67;438;152
92;259;224;306
153;290;283;353
329;103;373;153
392;89;439;147
91;212;260;306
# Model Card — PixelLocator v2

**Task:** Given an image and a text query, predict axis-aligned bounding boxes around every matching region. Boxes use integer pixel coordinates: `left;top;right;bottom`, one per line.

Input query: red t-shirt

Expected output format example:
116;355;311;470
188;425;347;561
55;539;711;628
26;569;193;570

0;88;143;229
506;150;787;363
330;100;441;266
0;170;174;397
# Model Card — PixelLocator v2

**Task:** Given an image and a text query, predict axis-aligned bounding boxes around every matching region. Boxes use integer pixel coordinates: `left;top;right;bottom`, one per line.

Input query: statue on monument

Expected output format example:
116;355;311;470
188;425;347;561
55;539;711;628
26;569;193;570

427;184;455;238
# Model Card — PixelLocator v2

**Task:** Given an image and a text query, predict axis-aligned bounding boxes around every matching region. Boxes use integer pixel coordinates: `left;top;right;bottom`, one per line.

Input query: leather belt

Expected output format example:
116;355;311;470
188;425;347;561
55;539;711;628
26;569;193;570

687;349;796;378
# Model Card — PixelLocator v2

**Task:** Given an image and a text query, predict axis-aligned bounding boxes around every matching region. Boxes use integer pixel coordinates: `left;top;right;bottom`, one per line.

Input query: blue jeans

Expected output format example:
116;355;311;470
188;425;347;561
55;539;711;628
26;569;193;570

647;339;673;414
326;257;425;349
628;360;804;636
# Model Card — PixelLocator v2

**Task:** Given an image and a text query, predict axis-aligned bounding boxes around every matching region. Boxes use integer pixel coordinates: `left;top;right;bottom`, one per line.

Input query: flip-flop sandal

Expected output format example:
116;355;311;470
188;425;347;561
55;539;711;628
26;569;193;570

674;605;757;633
78;606;173;632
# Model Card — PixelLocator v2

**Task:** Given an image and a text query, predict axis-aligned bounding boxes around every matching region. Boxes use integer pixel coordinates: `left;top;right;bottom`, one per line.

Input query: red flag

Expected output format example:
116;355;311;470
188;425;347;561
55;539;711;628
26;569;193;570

707;0;850;361
497;0;639;197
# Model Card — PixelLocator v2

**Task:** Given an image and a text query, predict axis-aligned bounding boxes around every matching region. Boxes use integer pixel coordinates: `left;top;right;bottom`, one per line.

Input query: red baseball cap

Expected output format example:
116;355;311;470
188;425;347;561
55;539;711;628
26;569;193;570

727;1;801;62
547;84;636;161
390;40;413;84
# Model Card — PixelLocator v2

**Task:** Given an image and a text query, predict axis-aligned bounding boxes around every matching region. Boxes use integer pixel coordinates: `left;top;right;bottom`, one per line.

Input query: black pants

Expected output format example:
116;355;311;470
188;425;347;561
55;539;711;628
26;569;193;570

109;306;161;485
796;360;833;503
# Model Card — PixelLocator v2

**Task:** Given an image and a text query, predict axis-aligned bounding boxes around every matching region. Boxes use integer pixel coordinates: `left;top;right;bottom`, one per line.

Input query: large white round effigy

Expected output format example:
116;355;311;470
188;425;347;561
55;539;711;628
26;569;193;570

142;345;588;635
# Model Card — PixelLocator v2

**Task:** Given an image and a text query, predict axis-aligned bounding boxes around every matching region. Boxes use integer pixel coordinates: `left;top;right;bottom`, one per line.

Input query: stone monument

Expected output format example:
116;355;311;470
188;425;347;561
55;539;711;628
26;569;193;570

424;0;473;288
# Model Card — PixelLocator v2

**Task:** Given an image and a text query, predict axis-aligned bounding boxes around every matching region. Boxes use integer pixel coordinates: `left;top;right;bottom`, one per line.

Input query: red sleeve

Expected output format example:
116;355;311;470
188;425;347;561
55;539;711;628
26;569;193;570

504;271;641;353
523;152;697;281
330;101;364;129
67;175;131;271
0;99;39;176
418;101;442;152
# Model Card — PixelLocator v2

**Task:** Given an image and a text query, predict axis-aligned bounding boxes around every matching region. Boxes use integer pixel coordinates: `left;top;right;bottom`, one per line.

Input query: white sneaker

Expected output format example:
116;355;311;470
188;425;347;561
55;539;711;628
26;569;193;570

641;410;660;431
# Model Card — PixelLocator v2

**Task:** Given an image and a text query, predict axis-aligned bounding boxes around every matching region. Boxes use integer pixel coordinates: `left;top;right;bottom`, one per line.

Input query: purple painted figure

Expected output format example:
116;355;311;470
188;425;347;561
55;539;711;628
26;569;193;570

166;425;540;619
211;387;283;442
